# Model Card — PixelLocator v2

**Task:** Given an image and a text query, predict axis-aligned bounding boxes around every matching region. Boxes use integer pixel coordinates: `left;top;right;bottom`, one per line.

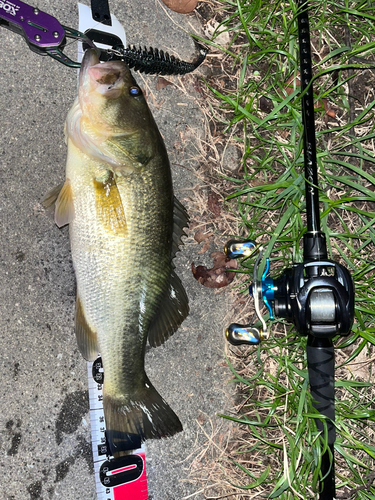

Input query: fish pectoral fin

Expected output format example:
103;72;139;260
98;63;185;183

94;172;127;235
104;378;182;458
75;296;99;361
148;269;189;347
172;196;189;259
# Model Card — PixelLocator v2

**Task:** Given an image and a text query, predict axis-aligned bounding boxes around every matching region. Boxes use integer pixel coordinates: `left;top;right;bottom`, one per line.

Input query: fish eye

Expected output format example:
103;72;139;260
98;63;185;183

129;86;141;97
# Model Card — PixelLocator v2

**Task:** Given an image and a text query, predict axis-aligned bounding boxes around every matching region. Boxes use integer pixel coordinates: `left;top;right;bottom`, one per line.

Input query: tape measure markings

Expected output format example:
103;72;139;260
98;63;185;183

87;358;148;500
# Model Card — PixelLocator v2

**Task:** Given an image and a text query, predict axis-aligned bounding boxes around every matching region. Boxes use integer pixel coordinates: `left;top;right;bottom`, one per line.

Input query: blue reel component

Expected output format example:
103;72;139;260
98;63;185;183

261;258;275;320
249;258;275;320
224;240;257;259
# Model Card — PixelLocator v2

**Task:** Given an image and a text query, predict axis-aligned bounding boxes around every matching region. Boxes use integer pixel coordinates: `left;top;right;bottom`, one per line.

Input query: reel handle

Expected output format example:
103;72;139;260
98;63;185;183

224;240;269;346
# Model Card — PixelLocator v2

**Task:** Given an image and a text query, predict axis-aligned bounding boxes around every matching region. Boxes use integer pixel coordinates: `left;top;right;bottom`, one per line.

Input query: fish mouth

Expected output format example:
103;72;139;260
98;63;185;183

79;48;101;89
80;48;129;98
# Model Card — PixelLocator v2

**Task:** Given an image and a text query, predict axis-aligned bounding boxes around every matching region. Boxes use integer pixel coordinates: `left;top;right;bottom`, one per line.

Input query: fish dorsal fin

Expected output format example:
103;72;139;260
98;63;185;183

75;296;98;361
147;198;189;347
172;196;189;259
148;270;189;347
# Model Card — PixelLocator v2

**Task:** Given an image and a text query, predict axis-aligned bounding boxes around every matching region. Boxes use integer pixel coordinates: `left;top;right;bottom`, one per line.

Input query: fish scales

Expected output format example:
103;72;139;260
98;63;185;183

72;157;171;375
46;49;189;457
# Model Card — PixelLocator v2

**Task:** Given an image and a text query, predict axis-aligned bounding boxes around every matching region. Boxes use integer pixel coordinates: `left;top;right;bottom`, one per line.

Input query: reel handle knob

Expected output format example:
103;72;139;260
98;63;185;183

224;241;269;346
224;239;257;259
226;323;262;346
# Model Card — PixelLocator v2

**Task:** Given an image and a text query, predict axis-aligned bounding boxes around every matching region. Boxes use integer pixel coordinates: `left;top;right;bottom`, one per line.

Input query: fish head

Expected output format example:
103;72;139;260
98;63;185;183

78;49;151;134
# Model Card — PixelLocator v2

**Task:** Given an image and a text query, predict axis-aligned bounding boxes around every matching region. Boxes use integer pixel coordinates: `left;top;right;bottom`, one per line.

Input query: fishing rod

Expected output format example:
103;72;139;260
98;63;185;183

224;2;355;498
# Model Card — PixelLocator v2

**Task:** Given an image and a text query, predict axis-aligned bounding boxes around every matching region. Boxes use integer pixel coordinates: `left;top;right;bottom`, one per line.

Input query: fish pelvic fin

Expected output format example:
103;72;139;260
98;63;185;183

42;182;64;208
42;179;75;227
75;296;98;361
104;379;182;458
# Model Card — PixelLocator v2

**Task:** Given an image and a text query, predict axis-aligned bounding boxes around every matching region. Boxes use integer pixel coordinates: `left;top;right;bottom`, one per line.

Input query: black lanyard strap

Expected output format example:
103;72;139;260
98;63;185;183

91;0;112;26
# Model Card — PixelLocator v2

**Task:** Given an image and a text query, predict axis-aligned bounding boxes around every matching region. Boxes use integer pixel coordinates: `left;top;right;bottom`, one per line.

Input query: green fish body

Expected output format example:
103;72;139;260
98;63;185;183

47;49;189;456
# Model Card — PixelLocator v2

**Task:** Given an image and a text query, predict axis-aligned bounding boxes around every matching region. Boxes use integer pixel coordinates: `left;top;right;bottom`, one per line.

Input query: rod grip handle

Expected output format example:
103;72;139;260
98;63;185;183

306;337;335;445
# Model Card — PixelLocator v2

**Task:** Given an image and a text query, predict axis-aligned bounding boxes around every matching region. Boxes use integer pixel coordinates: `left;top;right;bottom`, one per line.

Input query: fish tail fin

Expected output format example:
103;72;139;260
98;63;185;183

104;378;182;458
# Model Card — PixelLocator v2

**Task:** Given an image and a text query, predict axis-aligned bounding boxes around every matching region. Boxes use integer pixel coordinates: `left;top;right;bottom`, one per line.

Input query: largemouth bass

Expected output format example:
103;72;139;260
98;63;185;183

45;49;189;457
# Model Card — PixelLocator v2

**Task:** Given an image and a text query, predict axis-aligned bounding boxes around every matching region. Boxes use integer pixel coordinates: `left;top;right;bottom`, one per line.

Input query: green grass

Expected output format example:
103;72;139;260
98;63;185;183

200;0;375;497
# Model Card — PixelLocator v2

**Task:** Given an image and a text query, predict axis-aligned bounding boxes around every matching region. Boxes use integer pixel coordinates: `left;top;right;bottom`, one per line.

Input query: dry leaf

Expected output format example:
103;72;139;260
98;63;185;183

156;77;174;91
194;230;208;243
160;0;198;14
322;98;336;118
259;96;272;113
194;230;214;254
191;251;237;288
207;192;221;217
284;71;301;95
198;240;211;254
204;19;231;47
197;413;206;425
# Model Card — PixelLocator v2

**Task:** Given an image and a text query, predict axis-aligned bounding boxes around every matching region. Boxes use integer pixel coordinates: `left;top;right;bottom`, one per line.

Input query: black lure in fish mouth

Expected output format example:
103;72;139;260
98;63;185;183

99;39;208;76
82;33;207;76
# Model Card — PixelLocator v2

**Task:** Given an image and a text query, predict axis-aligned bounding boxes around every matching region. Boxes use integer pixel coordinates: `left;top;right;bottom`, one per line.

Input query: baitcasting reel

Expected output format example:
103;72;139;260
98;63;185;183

225;231;354;346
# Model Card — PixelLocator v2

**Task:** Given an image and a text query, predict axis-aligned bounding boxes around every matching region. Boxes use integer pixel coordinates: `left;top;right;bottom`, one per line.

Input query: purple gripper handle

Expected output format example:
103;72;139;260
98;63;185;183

0;0;65;50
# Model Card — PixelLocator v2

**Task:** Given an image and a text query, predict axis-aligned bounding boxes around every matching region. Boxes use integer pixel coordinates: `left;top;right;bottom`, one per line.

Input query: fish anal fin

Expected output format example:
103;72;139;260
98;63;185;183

148;270;189;348
104;377;182;458
172;196;189;259
94;171;127;236
75;296;98;361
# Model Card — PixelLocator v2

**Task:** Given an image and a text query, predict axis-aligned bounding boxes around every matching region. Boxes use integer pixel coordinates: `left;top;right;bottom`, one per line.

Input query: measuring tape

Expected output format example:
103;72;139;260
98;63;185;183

76;3;149;498
88;358;148;500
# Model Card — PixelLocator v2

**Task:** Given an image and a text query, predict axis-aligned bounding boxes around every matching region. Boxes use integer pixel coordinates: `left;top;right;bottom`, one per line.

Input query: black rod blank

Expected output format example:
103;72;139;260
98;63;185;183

297;1;321;234
297;3;336;499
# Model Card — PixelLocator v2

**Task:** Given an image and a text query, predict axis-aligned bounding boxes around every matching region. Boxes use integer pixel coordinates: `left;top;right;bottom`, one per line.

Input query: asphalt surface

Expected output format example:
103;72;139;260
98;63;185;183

0;2;232;499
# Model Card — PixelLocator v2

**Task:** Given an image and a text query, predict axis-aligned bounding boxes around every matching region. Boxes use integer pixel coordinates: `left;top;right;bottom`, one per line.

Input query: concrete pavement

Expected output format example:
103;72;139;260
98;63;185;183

0;2;232;499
